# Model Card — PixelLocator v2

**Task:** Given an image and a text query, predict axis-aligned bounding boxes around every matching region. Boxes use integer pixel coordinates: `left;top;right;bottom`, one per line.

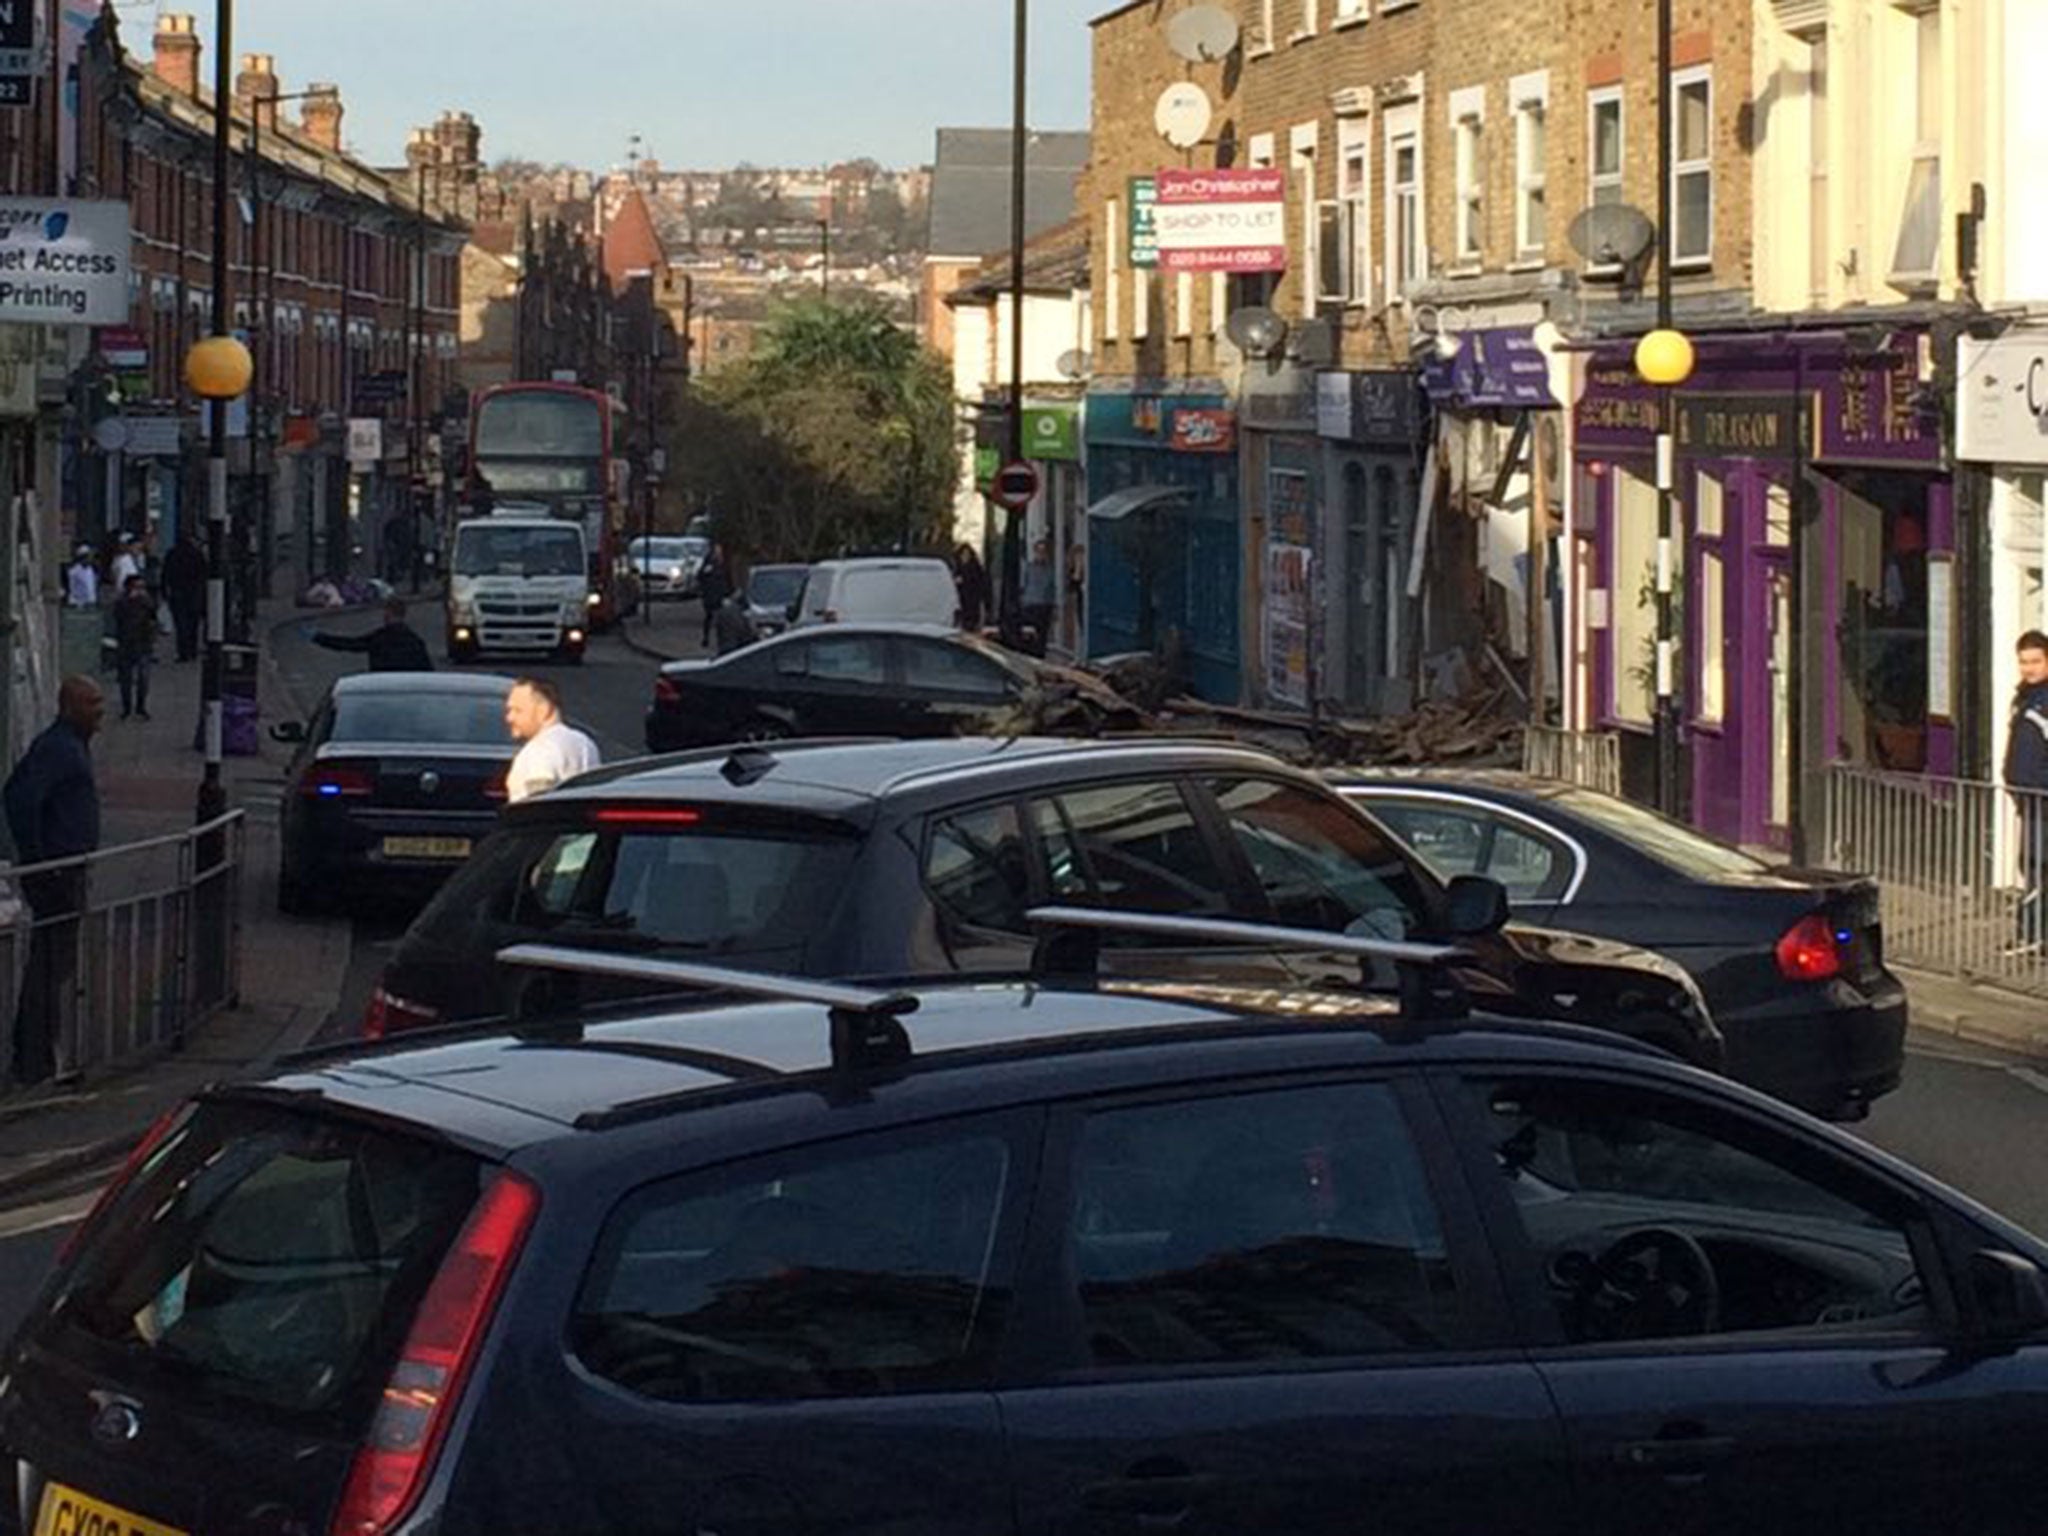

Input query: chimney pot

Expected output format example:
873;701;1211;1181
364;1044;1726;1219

300;83;344;153
153;13;202;99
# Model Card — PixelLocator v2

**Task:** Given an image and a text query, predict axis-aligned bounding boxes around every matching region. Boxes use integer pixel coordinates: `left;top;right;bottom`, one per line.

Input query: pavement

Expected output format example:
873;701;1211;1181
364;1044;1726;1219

617;596;713;664
0;592;371;1206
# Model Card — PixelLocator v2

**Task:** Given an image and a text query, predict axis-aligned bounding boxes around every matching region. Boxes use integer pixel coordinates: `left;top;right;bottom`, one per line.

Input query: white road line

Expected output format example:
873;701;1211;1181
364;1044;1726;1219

0;1188;97;1240
2005;1065;2048;1098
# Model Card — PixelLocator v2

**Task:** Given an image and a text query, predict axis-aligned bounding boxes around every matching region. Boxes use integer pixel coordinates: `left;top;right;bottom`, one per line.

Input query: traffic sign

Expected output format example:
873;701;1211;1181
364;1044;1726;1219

990;459;1040;511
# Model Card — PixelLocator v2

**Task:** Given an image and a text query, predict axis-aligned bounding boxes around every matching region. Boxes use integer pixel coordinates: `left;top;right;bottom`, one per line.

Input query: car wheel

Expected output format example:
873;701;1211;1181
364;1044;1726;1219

738;716;791;743
1614;1012;1710;1069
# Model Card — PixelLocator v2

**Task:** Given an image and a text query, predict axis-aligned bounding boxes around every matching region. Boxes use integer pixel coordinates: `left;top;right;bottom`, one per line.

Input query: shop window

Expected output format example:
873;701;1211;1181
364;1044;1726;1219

1609;468;1661;727
1697;550;1725;726
1765;482;1792;546
1836;473;1931;773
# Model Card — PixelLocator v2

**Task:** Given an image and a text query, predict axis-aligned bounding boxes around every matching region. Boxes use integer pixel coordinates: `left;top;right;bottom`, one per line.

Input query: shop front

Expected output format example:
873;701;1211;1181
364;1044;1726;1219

1317;369;1425;714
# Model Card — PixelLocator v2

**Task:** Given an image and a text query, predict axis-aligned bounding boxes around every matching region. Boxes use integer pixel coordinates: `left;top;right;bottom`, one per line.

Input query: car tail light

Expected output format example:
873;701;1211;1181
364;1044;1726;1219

593;806;702;828
364;983;443;1039
57;1104;187;1265
330;1171;539;1536
1776;913;1847;982
303;762;376;799
653;675;682;708
482;772;507;802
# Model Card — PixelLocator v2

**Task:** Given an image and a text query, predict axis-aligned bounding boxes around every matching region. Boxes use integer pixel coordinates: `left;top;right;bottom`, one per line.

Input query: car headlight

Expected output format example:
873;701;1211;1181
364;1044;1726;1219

586;591;602;608
668;567;685;582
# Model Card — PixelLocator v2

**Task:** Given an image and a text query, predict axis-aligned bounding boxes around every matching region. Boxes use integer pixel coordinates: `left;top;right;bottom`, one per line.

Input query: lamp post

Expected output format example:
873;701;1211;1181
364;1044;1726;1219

1634;0;1694;817
1000;0;1028;647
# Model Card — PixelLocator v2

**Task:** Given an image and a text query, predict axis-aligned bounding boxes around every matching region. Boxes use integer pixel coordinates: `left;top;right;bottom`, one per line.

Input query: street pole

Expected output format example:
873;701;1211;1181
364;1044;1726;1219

410;161;428;586
198;0;234;826
1652;0;1679;817
1000;0;1028;646
818;220;830;300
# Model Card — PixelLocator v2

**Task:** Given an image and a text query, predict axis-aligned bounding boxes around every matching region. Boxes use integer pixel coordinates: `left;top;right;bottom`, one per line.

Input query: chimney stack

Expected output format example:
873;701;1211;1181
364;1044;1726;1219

235;53;280;132
152;13;201;99
300;83;343;153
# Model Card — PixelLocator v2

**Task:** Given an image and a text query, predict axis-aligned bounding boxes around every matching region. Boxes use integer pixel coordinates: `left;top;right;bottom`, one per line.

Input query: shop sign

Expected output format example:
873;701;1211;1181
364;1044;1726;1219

1128;176;1158;268
1676;395;1799;460
1422;327;1555;410
1355;371;1422;447
1958;333;2048;466
0;200;131;326
1170;407;1236;454
1154;168;1287;274
1814;350;1940;465
97;324;146;371
347;417;383;468
1022;403;1080;461
1131;396;1165;436
1316;373;1352;439
973;444;999;487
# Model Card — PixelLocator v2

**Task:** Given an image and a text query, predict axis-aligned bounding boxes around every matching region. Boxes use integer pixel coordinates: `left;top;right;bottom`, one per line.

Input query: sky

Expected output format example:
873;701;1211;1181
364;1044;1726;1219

132;0;1109;170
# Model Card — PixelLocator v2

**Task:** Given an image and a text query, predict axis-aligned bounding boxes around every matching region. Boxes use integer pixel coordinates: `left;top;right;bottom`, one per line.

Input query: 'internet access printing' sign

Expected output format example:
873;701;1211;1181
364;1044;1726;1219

1153;169;1287;274
0;200;131;326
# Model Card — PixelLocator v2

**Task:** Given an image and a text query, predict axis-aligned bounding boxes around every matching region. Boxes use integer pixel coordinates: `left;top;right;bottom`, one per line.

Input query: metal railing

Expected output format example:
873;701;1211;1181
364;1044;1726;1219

1819;765;2048;998
1523;725;1623;797
0;812;244;1084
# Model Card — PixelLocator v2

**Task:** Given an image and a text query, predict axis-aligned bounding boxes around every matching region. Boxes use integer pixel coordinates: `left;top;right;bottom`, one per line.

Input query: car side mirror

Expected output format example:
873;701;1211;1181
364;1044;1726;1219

1970;1249;2048;1338
1445;874;1511;937
270;721;307;744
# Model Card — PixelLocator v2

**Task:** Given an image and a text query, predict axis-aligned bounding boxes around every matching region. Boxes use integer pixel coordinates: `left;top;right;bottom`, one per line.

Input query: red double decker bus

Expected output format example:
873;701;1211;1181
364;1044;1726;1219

466;382;632;626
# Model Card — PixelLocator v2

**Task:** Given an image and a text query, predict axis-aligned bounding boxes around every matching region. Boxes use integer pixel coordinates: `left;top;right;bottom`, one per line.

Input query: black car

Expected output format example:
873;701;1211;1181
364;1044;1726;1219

274;671;518;913
643;623;1133;752
369;737;1720;1083
1331;770;1908;1120
10;934;2048;1536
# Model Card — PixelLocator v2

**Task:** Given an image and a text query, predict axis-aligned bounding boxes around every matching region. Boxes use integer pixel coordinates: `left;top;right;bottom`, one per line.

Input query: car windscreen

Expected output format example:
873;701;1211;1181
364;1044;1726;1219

747;567;807;606
630;539;694;562
50;1101;483;1431
407;816;859;965
332;693;509;746
1550;788;1772;881
454;523;584;577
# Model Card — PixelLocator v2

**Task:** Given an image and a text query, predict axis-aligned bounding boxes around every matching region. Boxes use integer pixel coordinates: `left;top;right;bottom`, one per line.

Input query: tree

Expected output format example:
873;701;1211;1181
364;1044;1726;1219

670;297;957;562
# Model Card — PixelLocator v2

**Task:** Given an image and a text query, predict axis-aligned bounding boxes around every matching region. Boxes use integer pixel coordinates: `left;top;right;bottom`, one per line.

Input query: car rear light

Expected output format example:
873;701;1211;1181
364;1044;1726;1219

1776;913;1848;982
482;771;508;802
653;675;682;708
303;762;376;799
57;1104;187;1265
592;806;702;827
330;1171;539;1536
364;984;443;1039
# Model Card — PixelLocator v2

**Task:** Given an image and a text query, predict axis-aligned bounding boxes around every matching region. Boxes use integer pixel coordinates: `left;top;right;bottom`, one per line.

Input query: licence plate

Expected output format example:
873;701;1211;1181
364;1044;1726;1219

382;835;473;861
35;1480;188;1536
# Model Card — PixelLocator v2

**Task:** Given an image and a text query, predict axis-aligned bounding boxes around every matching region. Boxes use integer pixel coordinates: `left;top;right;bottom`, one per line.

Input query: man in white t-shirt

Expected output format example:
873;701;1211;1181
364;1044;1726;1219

503;677;601;804
109;534;143;590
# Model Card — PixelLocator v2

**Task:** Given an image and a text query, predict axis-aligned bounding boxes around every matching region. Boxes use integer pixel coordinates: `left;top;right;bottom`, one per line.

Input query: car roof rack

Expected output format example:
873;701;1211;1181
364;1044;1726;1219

496;943;919;1075
1024;906;1470;1020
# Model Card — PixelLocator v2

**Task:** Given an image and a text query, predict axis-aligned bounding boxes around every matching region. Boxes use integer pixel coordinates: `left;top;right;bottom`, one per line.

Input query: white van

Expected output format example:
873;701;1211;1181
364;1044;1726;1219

791;557;960;629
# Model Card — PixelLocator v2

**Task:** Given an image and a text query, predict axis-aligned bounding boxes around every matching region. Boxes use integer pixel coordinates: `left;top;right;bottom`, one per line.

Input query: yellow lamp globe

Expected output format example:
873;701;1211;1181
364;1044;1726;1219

184;335;254;401
1635;328;1696;387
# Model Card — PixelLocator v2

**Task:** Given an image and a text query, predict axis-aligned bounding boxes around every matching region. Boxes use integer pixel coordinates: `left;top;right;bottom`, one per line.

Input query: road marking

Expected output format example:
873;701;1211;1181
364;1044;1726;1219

2005;1065;2048;1098
0;1185;99;1240
1907;1042;2013;1069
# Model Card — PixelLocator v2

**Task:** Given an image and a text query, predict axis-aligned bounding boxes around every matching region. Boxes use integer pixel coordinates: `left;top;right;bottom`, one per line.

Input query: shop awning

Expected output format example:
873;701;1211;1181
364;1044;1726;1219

1088;484;1196;521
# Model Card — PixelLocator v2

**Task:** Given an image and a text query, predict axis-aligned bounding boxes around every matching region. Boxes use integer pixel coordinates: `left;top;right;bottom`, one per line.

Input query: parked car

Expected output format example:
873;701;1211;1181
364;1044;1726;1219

625;535;706;599
273;671;519;913
642;623;1131;751
368;737;1719;1085
791;556;959;628
741;561;809;637
1331;769;1907;1120
12;935;2048;1536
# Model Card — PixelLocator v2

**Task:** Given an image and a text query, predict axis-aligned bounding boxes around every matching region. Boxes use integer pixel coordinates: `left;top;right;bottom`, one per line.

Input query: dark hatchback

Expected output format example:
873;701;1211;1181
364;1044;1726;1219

368;738;1723;1079
1332;770;1908;1120
643;623;1135;752
274;672;518;913
8;962;2048;1536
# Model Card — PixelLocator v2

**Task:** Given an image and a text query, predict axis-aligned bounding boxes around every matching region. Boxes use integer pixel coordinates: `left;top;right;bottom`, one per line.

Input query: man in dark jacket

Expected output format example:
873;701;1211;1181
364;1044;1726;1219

162;529;207;663
111;575;156;721
3;676;104;1084
698;543;731;648
314;598;432;672
2004;630;2048;955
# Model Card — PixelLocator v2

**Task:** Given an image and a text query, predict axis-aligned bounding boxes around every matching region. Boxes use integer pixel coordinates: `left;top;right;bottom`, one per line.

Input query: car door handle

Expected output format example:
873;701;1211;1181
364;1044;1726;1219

1614;1434;1737;1472
1080;1472;1222;1516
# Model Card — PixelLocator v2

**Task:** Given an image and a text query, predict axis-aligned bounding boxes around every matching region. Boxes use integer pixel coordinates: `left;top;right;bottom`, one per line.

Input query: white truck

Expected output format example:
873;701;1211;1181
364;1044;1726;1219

445;513;592;664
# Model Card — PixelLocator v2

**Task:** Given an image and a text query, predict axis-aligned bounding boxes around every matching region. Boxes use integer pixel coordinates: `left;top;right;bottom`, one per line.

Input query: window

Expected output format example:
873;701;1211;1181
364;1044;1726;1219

899;639;1015;698
1472;1078;1931;1345
1366;800;1568;902
1385;108;1422;299
1131;264;1152;340
780;635;887;684
1452;109;1485;264
1293;0;1316;39
1890;7;1941;285
1103;198;1121;343
1588;86;1624;227
1513;85;1548;259
924;802;1032;934
331;693;508;746
1806;32;1830;299
1292;124;1319;317
1210;778;1432;937
1174;271;1193;338
1698;549;1726;725
573;1126;1015;1402
1610;467;1659;726
1334;0;1367;20
1248;0;1276;53
1066;1082;1464;1367
1672;67;1713;266
1032;780;1233;916
1339;118;1372;304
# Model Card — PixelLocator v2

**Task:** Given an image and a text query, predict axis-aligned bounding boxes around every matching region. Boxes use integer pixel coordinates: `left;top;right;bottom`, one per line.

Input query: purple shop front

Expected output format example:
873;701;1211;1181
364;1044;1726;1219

1572;334;1948;849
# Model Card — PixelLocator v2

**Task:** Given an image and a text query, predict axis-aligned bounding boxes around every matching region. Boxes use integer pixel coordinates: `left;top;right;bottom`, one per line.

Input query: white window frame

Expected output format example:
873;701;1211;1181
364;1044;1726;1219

1384;102;1423;301
1210;272;1229;337
1889;5;1942;287
1586;85;1625;271
1338;114;1373;305
1104;197;1121;343
1510;71;1550;264
1292;122;1320;317
1806;30;1829;300
1449;85;1486;267
1174;270;1194;338
1670;64;1713;269
1131;264;1151;341
1292;0;1317;42
1248;0;1277;55
1333;0;1368;25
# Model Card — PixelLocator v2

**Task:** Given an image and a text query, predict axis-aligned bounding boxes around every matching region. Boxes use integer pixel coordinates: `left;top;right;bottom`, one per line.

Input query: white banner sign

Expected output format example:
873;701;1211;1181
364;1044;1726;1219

1958;334;2048;466
347;417;383;467
0;200;131;327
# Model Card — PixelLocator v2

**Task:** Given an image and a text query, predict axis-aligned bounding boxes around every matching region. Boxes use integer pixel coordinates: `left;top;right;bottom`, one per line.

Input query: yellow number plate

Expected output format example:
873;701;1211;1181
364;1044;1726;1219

35;1480;187;1536
382;836;473;860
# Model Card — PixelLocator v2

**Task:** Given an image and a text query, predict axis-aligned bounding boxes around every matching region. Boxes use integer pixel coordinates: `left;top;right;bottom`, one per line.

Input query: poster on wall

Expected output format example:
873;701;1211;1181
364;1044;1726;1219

1265;543;1312;707
1267;466;1313;546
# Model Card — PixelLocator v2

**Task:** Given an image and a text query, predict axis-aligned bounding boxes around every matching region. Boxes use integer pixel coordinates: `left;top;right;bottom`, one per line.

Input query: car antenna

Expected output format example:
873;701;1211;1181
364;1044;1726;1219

720;745;779;786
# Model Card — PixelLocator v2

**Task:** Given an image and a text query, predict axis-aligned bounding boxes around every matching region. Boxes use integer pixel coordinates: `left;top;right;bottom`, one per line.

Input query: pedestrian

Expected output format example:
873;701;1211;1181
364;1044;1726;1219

713;592;759;655
1021;537;1056;657
698;541;731;648
111;574;155;721
953;543;990;633
162;527;207;662
313;597;433;672
2005;630;2048;957
503;677;601;804
64;545;98;610
109;532;143;591
2;676;104;1084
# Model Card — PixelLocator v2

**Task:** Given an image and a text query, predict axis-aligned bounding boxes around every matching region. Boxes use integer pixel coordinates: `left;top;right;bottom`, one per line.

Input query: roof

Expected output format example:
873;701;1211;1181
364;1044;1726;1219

926;128;1091;258
951;215;1090;302
332;670;517;699
601;187;668;293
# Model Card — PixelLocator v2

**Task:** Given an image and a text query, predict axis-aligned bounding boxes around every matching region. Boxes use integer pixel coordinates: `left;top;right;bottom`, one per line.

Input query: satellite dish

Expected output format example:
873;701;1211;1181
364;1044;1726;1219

1056;349;1092;381
1166;5;1241;62
1154;83;1214;150
1566;203;1656;267
1226;306;1288;360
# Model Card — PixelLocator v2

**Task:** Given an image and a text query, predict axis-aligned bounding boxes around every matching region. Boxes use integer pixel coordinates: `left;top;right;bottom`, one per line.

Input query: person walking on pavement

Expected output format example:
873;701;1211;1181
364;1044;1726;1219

64;545;98;610
698;541;731;648
109;532;142;591
2005;630;2048;956
952;543;990;633
1021;537;1056;657
111;575;156;721
162;528;207;663
313;597;433;672
503;677;600;804
3;676;104;1085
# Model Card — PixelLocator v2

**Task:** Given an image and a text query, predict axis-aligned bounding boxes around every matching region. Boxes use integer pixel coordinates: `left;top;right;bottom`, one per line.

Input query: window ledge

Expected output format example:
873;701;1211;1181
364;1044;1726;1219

1246;42;1276;58
1446;260;1484;279
1672;257;1714;275
1288;28;1317;44
1380;0;1421;12
1333;10;1369;27
1506;256;1547;272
